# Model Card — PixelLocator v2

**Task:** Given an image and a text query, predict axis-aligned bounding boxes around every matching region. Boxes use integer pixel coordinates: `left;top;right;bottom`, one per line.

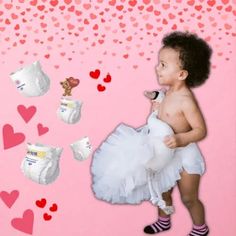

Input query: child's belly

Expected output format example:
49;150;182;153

158;113;191;134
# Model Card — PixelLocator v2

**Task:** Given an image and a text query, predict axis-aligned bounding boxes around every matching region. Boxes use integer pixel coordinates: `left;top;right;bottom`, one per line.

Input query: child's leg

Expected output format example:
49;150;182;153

144;189;173;234
177;171;205;224
177;170;209;235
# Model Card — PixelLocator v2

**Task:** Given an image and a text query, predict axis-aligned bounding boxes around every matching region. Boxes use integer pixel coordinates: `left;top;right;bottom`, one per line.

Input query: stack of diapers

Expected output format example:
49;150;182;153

57;97;82;124
70;136;92;161
10;61;50;97
21;143;63;185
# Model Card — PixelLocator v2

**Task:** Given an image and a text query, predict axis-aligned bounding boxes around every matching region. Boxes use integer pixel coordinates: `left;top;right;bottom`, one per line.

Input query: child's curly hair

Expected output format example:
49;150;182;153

162;31;212;87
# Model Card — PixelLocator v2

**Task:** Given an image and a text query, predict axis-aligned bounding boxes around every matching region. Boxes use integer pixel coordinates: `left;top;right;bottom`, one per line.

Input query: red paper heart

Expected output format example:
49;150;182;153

128;0;137;7
103;74;112;83
37;124;49;136
64;0;72;4
97;84;106;92
66;77;80;88
43;213;52;221
30;0;37;6
17;105;36;123
2;124;25;149
0;190;19;208
207;0;216;7
4;3;13;9
11;209;34;235
50;0;58;6
35;198;46;208
49;203;58;212
89;69;100;79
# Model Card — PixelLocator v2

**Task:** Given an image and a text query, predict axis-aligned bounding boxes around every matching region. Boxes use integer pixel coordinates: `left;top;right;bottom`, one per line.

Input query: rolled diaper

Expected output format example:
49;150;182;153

10;61;50;97
70;136;92;161
21;143;63;185
57;97;82;124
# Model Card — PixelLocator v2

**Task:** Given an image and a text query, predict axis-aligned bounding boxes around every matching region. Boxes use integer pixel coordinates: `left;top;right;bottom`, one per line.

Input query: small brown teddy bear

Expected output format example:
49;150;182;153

60;77;80;96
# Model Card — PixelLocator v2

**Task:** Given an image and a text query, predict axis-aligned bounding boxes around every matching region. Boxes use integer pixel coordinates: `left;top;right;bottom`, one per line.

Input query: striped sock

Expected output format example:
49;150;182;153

144;216;171;234
189;224;209;236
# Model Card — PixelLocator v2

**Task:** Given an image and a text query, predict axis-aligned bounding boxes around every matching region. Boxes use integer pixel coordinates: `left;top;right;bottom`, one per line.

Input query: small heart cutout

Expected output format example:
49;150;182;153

97;84;106;92
11;209;34;235
89;69;100;79
35;198;46;208
103;73;112;83
49;203;58;212
43;213;52;221
66;77;80;88
2;124;25;149
17;105;37;123
37;123;49;136
0;190;19;208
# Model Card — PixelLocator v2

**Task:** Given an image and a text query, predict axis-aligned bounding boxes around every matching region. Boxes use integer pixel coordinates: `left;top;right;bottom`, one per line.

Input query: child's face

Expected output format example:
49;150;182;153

155;47;184;86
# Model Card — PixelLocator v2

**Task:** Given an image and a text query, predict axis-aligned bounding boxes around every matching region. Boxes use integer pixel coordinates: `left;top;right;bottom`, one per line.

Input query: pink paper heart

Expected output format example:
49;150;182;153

0;190;19;208
2;124;25;149
37;123;49;136
11;209;34;235
17;105;36;123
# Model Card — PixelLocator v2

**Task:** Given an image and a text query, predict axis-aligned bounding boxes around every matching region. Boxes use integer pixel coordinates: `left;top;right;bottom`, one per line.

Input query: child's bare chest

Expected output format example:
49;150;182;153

158;96;191;133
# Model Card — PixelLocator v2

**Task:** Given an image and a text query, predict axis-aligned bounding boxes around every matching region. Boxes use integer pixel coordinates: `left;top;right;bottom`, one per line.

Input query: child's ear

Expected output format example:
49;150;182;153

178;70;188;81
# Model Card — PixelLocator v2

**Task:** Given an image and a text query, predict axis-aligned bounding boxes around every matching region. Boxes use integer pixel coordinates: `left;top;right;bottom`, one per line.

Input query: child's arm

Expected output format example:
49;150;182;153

164;99;207;148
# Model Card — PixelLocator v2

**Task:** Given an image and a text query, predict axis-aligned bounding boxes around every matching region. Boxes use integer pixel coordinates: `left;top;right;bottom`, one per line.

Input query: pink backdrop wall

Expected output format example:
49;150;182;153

0;0;235;235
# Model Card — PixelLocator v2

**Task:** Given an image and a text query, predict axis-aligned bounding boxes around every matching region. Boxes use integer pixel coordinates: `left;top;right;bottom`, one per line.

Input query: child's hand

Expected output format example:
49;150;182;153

163;134;181;149
144;91;156;100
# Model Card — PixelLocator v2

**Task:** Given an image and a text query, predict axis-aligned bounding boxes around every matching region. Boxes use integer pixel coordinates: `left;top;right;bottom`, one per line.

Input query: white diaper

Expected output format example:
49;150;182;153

10;61;50;97
70;136;92;161
57;97;82;124
21;143;63;185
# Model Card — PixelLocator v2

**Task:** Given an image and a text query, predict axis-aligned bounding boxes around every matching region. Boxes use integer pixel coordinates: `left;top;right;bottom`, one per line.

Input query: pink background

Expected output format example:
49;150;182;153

0;0;235;235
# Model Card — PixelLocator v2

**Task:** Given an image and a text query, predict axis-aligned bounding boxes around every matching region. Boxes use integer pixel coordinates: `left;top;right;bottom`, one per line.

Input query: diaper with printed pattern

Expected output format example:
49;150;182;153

57;97;82;124
21;143;63;185
10;61;50;97
70;136;92;161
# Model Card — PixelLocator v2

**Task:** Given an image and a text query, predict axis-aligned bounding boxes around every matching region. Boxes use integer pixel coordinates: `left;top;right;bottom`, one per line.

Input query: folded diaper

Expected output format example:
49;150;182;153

57;97;82;124
21;143;63;185
10;61;50;97
70;136;92;161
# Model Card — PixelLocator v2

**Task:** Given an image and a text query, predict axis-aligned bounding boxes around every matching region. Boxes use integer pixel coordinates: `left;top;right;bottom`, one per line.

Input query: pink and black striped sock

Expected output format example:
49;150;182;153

189;223;209;236
144;216;171;234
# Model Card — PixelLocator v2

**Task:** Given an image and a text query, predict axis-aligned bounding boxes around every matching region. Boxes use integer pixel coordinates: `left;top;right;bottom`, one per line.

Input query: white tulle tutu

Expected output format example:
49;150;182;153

91;111;205;214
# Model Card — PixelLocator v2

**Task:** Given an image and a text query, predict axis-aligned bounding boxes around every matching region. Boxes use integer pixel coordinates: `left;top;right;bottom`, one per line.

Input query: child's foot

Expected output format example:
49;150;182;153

144;216;171;234
189;224;209;236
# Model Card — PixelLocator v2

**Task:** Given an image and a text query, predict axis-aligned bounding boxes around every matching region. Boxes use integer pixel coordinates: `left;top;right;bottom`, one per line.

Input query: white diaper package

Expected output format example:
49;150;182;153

70;136;92;161
10;61;50;97
57;97;82;124
21;143;63;185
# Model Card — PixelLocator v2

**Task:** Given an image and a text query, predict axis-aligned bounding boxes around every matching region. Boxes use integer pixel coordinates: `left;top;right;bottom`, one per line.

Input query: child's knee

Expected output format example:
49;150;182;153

181;195;198;208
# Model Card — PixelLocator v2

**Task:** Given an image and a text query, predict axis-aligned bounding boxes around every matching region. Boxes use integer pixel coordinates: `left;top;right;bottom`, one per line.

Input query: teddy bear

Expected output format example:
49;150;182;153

60;77;80;96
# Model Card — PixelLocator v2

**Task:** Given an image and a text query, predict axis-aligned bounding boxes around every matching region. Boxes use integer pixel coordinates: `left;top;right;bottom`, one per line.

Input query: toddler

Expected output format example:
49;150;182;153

143;31;212;236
